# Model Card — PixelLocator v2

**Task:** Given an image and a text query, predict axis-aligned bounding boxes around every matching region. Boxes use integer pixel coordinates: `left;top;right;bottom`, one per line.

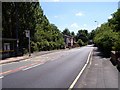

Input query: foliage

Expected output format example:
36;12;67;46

2;2;65;54
88;30;96;40
76;29;89;44
94;28;118;54
112;33;120;51
93;8;120;56
71;31;75;37
77;39;84;46
62;28;71;36
108;9;120;32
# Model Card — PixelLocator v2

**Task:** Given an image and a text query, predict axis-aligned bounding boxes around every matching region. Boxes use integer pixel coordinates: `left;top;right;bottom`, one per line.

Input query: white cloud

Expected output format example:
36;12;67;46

83;24;87;27
108;15;112;19
75;12;84;16
54;15;58;18
98;24;101;27
71;23;79;28
52;0;60;2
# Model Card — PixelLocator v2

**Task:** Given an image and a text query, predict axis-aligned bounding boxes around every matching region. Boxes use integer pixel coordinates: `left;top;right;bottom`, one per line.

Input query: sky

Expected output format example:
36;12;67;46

40;1;119;34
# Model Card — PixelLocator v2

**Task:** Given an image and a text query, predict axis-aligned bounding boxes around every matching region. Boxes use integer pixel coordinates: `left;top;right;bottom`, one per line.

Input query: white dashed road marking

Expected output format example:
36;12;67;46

0;76;4;79
22;63;43;71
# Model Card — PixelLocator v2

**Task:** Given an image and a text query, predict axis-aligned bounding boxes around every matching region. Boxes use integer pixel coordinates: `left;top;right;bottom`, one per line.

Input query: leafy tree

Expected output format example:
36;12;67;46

94;28;117;55
88;30;96;40
108;9;120;32
71;31;75;37
2;2;65;55
76;29;89;44
62;28;71;36
2;2;40;54
94;9;120;56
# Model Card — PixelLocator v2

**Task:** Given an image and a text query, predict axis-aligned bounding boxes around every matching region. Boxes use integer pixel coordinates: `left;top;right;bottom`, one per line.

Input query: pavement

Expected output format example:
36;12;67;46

74;47;119;89
0;49;68;64
0;55;29;64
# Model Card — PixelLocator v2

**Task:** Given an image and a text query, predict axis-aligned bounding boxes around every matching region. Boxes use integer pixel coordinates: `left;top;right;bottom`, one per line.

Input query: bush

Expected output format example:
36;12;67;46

112;33;120;51
31;41;39;52
94;29;119;56
77;39;84;46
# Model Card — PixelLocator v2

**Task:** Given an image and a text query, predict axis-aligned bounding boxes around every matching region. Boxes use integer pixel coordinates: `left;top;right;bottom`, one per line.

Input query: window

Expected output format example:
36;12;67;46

4;43;10;51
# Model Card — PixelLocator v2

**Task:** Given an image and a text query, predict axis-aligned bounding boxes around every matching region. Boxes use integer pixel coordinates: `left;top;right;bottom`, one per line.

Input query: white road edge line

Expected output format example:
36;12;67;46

0;76;4;79
22;63;43;71
68;49;93;90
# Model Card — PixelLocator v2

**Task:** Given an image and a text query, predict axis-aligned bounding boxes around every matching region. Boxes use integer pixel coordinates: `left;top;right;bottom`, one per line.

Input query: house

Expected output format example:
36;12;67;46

0;38;18;59
64;35;75;48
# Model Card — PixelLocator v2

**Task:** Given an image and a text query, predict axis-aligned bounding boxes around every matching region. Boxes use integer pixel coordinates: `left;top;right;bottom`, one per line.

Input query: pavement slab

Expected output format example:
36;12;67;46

74;47;119;89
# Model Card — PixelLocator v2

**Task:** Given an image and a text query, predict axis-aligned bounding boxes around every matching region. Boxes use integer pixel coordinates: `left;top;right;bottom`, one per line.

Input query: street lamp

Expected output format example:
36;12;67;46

94;21;99;28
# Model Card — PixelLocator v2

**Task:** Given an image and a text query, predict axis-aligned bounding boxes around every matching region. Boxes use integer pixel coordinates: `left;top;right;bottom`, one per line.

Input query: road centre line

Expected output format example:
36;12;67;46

22;63;43;71
68;49;93;90
0;63;38;75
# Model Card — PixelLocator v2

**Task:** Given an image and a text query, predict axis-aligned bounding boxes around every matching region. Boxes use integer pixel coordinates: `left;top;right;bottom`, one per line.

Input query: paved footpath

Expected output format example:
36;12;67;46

74;47;119;89
0;49;69;64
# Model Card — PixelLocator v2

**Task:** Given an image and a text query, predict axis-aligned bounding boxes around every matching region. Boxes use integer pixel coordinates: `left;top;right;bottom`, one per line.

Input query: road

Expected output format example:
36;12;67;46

2;45;93;88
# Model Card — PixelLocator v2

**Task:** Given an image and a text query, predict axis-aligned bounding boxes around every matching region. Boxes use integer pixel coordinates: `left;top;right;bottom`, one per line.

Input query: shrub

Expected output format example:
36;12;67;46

77;39;84;46
94;29;119;56
31;41;39;52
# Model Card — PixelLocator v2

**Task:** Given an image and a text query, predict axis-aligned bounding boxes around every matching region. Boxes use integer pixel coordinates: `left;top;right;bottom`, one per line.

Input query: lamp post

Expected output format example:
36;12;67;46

95;21;99;28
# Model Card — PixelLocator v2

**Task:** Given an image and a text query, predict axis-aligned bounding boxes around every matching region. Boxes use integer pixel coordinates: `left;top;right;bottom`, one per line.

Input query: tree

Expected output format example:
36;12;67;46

108;9;120;32
62;28;70;36
2;2;41;53
71;31;75;37
76;29;89;44
94;14;120;56
77;39;84;46
88;30;96;40
2;2;65;54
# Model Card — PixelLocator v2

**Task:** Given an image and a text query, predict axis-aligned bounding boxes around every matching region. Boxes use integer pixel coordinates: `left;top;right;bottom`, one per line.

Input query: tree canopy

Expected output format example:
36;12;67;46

76;29;89;45
2;2;65;54
93;8;120;56
62;28;71;36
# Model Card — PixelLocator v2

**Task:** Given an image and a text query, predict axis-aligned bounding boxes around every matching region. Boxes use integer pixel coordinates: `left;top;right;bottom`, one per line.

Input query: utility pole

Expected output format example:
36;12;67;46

25;30;31;57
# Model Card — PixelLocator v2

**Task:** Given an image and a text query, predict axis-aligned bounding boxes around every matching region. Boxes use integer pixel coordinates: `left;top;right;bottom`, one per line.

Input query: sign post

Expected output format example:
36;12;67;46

25;30;31;57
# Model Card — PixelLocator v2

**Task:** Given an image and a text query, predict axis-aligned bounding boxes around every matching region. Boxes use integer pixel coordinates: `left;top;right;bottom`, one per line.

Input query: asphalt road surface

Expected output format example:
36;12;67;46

2;45;93;88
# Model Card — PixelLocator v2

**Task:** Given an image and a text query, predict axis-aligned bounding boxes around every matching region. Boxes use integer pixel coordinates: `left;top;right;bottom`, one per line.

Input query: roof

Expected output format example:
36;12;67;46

64;35;74;38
